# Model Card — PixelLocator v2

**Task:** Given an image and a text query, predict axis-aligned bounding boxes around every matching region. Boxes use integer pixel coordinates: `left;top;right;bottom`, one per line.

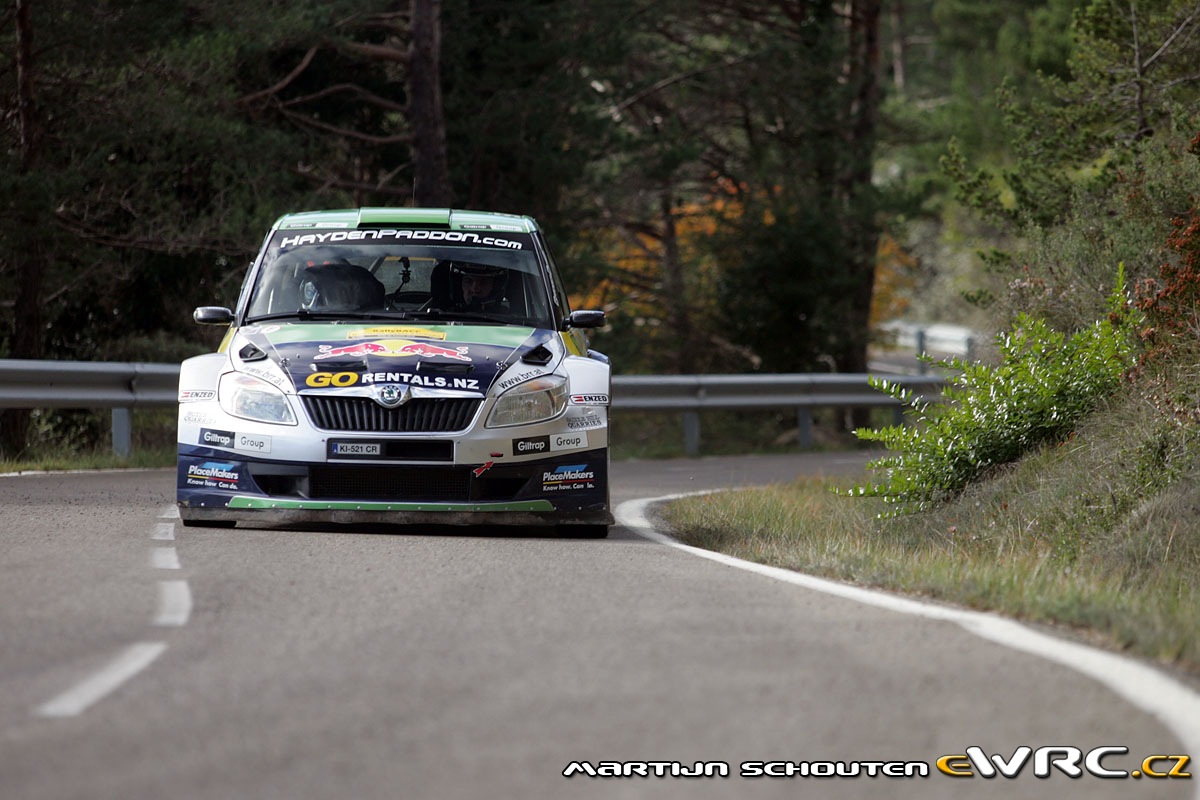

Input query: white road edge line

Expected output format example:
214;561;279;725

153;580;192;627
617;494;1200;786
34;642;167;718
151;522;175;541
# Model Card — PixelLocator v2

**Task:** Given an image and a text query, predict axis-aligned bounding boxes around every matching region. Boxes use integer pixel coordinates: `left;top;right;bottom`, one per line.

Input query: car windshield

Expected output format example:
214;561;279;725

245;229;554;329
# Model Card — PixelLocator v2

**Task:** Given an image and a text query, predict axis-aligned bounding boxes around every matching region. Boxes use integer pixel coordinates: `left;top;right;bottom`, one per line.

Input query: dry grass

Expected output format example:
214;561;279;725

659;382;1200;676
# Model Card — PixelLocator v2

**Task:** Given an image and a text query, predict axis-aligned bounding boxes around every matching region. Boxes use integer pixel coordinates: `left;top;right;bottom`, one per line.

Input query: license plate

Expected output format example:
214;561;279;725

332;442;381;456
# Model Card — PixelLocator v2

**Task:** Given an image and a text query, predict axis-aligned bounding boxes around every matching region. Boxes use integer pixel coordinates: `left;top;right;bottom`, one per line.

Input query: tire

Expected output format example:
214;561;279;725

180;517;236;529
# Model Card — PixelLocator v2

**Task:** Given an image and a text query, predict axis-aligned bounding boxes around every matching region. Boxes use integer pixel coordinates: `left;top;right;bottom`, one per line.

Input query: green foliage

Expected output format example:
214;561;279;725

943;0;1200;231
850;270;1142;514
985;128;1200;332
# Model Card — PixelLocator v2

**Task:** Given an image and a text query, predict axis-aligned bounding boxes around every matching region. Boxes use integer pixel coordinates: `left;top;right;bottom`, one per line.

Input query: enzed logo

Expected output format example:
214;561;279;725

936;747;1191;779
570;393;608;405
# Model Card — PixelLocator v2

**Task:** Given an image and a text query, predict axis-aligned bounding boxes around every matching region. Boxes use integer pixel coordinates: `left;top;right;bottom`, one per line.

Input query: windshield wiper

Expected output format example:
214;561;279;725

409;309;515;325
246;309;415;323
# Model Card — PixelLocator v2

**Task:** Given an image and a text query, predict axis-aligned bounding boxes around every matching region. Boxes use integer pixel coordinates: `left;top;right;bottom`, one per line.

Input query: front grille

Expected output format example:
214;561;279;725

309;466;471;501
301;396;481;432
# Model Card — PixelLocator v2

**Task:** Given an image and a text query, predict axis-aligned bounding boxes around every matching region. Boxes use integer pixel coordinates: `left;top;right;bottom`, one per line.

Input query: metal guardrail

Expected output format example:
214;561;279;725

612;373;945;454
0;359;945;458
0;359;180;458
877;321;978;373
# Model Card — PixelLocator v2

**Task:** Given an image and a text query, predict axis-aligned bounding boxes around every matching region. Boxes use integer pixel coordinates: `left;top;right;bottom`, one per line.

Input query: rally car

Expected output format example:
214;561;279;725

176;208;612;536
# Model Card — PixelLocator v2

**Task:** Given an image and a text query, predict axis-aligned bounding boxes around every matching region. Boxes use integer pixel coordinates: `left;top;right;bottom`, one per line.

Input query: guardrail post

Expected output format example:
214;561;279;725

112;408;132;459
683;411;701;457
916;329;928;375
796;408;813;449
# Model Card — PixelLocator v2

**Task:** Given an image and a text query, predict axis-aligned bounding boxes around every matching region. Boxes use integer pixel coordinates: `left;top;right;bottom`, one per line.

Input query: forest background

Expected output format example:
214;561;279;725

2;0;1199;458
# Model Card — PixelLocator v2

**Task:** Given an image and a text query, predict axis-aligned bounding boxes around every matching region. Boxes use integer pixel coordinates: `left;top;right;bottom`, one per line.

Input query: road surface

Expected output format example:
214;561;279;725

1;454;1194;799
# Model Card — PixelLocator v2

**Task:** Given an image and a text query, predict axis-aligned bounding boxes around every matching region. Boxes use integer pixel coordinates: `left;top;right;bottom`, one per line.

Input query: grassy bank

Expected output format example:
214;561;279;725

658;380;1200;679
0;445;176;474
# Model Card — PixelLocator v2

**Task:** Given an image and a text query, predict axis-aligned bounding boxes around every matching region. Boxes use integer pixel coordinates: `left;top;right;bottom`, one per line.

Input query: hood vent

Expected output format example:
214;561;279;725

521;344;554;366
238;342;268;362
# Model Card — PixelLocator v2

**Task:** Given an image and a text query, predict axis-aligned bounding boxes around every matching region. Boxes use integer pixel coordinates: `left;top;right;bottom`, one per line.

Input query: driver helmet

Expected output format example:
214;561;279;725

450;262;508;309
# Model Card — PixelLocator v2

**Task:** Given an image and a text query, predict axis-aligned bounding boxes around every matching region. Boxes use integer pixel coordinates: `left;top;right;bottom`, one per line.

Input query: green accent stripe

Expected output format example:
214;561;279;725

228;496;555;512
273;208;538;232
358;207;451;227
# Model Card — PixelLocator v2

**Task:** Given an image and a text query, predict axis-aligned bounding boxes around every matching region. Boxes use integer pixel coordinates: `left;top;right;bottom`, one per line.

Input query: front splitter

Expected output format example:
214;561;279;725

179;496;612;528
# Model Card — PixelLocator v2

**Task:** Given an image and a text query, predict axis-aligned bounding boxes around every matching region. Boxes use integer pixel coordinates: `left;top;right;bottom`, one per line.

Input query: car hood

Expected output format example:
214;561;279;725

230;322;563;395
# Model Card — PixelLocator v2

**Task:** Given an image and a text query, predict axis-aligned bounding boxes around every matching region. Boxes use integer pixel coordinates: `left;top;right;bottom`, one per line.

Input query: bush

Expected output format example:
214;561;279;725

850;270;1141;515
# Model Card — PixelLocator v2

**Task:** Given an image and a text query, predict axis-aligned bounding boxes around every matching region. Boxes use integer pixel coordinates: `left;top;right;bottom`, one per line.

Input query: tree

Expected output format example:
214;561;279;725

935;0;1200;341
0;1;363;454
945;0;1200;230
708;0;884;380
0;0;46;454
571;0;887;384
409;0;453;205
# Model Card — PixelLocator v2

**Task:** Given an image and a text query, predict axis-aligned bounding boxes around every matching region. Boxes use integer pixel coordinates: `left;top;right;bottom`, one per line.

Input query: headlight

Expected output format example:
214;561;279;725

218;372;297;425
486;375;568;428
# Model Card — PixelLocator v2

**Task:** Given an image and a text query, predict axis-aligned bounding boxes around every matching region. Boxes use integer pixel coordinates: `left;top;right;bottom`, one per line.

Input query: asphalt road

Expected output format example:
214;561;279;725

1;454;1196;800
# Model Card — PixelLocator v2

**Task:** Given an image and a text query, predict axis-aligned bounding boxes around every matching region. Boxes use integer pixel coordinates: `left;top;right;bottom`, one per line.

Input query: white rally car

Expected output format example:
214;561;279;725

177;208;611;536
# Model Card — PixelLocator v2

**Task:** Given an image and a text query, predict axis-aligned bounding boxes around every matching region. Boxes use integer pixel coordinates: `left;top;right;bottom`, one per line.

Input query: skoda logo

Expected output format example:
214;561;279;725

373;384;410;409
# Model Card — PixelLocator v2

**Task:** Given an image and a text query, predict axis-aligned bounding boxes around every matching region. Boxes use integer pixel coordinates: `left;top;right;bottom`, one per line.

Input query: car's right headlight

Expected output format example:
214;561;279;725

218;372;297;425
486;375;568;427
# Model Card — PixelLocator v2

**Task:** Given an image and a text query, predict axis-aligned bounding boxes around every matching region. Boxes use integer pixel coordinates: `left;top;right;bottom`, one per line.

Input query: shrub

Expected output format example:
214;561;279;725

849;270;1141;515
1136;193;1200;359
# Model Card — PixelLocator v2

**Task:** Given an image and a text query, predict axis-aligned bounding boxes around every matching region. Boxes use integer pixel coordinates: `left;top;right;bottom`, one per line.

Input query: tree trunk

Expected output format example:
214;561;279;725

840;0;883;427
1;0;47;457
890;0;906;94
659;190;697;373
408;0;454;207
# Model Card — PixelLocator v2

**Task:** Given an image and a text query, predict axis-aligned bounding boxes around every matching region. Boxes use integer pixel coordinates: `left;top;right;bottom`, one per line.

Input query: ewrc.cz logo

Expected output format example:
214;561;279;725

936;747;1191;779
559;751;1193;781
562;760;929;778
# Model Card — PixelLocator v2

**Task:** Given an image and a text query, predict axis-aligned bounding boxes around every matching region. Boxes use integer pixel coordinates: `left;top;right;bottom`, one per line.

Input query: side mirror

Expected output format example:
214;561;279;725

565;310;606;329
193;306;235;325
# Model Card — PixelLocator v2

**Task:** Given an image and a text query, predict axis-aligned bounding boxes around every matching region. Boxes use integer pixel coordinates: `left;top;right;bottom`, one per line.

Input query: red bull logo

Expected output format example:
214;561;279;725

395;341;471;361
313;338;471;362
313;341;390;360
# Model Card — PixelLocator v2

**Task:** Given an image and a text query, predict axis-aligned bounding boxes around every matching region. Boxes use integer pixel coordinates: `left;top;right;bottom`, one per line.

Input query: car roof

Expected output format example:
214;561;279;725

271;208;540;234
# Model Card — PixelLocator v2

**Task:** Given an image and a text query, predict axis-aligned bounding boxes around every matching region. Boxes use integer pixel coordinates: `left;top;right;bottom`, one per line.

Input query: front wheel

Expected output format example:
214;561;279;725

180;515;236;529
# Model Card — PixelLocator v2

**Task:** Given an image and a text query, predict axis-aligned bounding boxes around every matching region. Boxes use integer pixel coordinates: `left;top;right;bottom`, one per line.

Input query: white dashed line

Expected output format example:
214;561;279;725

153;580;192;627
33;510;190;719
34;642;167;718
150;547;181;570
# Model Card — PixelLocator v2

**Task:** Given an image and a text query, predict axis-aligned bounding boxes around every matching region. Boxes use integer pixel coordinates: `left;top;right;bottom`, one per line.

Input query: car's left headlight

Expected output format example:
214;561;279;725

486;375;568;428
218;372;297;425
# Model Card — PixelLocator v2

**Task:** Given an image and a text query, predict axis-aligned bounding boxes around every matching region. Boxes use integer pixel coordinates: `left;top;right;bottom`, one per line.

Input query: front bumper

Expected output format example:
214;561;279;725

177;446;612;527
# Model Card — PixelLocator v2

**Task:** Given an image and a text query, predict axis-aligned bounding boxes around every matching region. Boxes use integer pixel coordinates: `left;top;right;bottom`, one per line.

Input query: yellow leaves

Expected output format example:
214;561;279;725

870;232;920;325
